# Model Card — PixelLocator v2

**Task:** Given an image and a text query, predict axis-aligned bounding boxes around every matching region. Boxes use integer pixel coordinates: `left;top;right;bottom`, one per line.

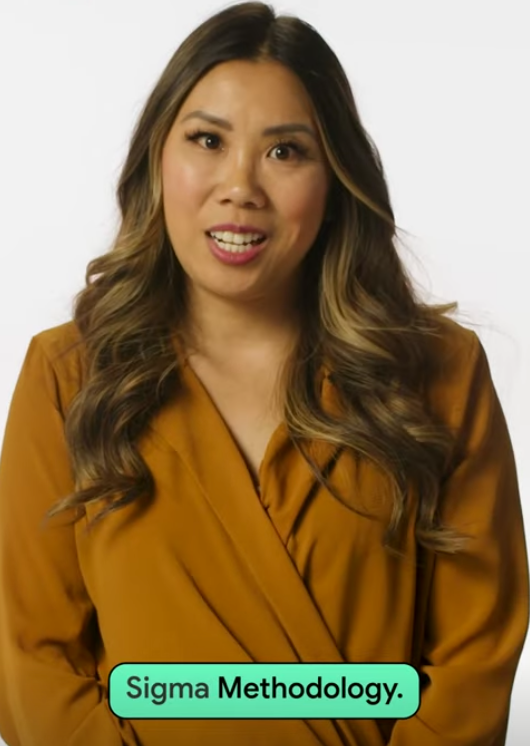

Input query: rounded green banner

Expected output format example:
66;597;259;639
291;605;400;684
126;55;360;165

109;663;419;719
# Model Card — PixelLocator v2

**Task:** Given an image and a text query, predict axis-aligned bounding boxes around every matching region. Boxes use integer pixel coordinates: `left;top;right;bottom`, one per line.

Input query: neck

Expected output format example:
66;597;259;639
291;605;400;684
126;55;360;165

181;285;301;362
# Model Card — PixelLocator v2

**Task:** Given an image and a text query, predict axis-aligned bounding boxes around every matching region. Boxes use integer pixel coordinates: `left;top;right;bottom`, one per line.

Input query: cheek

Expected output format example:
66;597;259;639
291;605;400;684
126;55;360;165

279;175;329;236
162;159;208;214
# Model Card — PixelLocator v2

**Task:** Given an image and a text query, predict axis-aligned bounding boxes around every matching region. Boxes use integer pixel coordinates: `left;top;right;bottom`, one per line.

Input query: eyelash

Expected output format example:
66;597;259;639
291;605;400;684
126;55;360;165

184;129;309;160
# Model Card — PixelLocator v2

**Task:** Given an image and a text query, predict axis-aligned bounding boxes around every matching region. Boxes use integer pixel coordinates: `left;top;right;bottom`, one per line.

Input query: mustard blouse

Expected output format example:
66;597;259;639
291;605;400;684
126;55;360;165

0;318;527;745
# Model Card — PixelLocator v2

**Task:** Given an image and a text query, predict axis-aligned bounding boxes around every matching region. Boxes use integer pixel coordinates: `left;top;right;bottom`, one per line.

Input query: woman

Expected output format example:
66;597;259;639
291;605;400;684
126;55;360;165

0;2;527;745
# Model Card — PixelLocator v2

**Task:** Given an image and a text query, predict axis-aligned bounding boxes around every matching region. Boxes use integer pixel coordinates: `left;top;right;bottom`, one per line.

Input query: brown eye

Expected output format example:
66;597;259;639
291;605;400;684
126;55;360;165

269;140;308;161
185;131;222;149
272;144;291;160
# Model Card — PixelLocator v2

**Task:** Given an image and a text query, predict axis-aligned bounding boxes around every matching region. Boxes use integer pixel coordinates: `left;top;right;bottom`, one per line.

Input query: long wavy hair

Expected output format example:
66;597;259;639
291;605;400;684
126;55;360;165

48;1;470;556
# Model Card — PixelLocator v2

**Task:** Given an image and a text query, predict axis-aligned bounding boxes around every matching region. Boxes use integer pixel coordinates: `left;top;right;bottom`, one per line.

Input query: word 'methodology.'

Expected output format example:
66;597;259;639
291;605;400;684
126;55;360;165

126;673;401;705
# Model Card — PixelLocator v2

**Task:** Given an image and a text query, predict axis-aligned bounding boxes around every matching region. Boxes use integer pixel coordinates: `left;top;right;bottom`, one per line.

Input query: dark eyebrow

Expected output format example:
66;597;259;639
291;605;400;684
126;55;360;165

180;109;317;140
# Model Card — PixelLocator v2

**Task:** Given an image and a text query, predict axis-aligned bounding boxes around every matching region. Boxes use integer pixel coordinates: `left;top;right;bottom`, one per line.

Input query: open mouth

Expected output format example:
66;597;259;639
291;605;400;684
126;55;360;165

206;231;267;253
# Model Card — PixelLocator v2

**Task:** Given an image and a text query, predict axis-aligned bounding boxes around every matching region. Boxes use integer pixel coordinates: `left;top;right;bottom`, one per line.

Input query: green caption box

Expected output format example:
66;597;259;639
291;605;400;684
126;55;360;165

109;663;420;719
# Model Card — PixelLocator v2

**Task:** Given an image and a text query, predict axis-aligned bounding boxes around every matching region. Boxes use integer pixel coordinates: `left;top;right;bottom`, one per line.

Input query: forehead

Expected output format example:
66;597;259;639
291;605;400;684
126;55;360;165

180;59;315;119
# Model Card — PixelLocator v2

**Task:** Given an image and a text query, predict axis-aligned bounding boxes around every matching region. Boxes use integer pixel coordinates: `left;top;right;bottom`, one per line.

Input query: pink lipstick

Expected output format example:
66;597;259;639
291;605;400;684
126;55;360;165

206;232;268;265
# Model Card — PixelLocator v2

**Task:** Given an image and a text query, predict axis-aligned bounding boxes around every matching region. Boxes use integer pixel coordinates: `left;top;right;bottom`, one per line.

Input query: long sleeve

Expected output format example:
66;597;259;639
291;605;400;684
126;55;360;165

0;336;140;746
388;333;529;745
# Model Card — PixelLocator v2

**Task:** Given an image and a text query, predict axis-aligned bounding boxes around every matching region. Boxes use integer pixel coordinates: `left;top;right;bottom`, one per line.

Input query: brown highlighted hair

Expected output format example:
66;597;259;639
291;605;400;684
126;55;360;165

48;1;469;556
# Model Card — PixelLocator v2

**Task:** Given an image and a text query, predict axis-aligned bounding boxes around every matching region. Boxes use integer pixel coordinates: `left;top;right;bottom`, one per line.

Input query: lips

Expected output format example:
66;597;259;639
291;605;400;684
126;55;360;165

206;232;268;265
206;231;267;246
206;224;269;237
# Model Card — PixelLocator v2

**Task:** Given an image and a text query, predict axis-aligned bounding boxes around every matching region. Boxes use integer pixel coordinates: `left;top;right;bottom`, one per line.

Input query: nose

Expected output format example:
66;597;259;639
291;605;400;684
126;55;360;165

216;153;267;210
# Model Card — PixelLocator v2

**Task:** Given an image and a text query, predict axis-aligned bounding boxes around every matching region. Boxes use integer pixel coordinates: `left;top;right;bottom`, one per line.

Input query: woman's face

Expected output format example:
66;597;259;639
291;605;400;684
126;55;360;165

161;59;331;306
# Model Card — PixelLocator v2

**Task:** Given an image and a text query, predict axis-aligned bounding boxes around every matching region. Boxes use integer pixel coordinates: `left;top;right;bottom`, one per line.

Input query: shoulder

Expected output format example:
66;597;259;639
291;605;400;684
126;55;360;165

32;319;83;355
422;315;487;428
25;320;86;416
425;314;480;379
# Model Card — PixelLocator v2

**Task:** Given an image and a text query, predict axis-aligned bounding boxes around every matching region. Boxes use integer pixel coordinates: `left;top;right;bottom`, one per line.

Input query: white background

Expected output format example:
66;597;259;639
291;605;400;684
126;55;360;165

0;0;528;743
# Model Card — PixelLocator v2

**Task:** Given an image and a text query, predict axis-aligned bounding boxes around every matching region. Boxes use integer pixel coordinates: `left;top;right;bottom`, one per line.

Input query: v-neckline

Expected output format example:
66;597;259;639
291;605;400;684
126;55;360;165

180;356;288;499
167;331;337;501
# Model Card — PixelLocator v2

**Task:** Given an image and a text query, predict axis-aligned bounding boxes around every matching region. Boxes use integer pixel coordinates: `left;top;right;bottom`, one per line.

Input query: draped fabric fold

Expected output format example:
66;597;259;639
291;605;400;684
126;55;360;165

138;359;387;746
0;319;527;746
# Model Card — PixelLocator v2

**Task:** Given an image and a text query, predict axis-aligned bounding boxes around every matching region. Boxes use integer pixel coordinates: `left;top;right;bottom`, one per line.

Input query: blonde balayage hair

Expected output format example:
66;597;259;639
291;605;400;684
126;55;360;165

48;1;469;556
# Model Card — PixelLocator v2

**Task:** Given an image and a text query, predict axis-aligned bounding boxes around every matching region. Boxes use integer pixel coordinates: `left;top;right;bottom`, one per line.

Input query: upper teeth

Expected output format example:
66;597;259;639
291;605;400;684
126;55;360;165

209;231;264;245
